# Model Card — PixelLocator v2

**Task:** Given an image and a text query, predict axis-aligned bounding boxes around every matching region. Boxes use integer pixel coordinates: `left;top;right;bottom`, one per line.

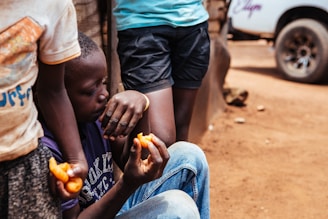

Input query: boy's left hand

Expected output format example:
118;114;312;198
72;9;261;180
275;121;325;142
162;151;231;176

99;90;148;140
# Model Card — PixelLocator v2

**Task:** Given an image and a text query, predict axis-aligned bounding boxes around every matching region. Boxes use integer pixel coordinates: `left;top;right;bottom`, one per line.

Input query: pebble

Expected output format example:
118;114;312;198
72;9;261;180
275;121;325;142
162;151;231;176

234;117;246;124
257;105;265;111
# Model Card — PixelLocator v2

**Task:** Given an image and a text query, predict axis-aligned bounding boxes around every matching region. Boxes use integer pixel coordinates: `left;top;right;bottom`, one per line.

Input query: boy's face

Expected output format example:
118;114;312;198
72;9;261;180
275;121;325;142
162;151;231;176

66;50;109;123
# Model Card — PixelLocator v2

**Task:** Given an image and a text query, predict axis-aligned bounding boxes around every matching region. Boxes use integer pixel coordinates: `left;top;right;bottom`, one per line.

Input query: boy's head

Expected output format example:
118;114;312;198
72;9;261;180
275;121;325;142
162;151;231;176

65;32;109;123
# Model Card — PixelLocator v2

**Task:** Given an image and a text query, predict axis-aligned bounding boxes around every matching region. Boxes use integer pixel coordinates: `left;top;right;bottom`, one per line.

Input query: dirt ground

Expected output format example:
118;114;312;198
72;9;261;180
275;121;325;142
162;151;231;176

198;40;328;219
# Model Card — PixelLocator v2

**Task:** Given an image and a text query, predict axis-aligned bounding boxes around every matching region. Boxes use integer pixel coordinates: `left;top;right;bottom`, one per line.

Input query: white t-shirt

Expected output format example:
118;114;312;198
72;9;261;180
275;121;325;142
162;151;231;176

0;0;81;161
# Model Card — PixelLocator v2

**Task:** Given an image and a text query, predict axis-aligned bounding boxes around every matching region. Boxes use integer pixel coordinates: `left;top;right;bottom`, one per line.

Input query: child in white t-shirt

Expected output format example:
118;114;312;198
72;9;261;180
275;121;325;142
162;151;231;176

0;0;88;217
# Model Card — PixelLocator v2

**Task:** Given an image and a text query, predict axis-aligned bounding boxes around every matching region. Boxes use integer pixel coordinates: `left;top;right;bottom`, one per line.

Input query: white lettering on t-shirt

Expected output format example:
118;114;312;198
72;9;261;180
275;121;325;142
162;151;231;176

79;152;114;204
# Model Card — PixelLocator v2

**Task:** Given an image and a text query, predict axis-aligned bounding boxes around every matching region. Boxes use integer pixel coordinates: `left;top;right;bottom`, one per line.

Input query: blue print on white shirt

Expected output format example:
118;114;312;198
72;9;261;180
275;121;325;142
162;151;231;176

0;85;31;107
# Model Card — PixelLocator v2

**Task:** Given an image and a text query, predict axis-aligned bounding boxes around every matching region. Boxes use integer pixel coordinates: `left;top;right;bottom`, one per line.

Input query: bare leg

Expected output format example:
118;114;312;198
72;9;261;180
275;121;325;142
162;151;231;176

173;87;198;141
146;88;176;146
146;87;199;145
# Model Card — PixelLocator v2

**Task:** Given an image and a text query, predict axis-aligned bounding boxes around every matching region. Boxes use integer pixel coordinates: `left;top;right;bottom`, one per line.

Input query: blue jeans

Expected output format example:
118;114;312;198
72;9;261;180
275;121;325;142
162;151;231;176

117;141;210;219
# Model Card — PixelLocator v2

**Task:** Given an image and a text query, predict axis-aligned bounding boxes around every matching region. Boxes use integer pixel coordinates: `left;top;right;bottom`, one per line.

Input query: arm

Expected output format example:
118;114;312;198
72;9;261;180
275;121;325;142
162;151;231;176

36;62;88;190
64;176;138;219
63;135;170;219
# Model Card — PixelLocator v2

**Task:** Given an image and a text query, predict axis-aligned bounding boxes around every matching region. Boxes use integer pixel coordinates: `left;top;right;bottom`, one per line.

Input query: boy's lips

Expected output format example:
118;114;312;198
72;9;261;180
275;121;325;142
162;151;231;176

95;106;106;118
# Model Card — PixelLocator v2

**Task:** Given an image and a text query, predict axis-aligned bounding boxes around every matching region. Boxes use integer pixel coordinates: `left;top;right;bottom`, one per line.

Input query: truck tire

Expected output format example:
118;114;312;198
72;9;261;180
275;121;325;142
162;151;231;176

275;18;328;83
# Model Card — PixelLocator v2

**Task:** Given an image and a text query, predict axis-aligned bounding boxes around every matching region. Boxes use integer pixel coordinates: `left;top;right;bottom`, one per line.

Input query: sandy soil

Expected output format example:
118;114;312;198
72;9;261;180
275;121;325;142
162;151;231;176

199;40;328;219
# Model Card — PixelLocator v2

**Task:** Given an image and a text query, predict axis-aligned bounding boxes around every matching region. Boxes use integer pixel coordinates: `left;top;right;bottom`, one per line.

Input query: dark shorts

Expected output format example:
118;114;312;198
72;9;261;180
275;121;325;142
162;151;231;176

117;21;210;93
0;141;61;219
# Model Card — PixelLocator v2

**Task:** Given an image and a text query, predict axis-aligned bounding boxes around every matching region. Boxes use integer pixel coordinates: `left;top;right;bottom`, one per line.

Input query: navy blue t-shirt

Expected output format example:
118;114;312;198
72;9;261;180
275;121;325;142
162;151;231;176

41;121;115;211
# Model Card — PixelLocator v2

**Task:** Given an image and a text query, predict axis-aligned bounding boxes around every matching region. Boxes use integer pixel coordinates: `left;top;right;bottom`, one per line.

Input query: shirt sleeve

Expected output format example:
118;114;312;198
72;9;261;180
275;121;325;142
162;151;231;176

38;0;81;64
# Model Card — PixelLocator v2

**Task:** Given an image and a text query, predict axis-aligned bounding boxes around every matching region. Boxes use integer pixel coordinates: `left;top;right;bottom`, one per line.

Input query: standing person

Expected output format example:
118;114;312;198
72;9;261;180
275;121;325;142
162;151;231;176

112;1;211;146
39;32;210;219
0;1;88;218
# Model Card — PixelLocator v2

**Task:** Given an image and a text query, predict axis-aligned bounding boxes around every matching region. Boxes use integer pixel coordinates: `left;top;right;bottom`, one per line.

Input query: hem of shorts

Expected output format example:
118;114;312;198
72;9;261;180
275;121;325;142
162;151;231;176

126;79;174;94
173;80;202;89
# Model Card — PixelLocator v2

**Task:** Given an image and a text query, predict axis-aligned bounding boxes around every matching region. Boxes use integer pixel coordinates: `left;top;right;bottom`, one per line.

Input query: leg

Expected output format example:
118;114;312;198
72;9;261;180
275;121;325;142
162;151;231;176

171;22;210;141
117;27;177;146
115;190;200;219
119;141;210;219
173;87;199;141
146;88;176;146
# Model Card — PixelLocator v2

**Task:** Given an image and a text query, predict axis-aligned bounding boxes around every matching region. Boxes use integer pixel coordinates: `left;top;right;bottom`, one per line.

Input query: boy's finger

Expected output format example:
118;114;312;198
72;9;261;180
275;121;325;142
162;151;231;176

113;111;141;137
100;100;118;127
102;108;126;138
130;138;142;161
146;141;165;171
67;166;82;178
150;134;170;164
122;114;143;136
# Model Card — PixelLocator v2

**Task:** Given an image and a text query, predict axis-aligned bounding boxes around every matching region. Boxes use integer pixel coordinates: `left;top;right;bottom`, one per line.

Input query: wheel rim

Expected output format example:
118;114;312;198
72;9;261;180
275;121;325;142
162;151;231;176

281;31;318;78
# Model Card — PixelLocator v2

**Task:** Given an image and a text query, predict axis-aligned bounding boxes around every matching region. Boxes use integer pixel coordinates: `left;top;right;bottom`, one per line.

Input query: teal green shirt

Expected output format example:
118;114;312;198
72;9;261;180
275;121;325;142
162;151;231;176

113;0;209;31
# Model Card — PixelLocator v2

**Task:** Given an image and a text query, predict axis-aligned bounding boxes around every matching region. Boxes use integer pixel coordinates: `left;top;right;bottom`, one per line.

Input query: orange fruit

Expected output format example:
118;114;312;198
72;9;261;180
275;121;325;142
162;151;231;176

49;157;83;193
137;132;152;148
65;177;83;193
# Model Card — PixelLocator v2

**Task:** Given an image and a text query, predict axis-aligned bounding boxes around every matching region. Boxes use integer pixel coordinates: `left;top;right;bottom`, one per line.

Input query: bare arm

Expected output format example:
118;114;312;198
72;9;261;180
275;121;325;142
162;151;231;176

63;176;138;219
63;135;170;219
37;62;88;186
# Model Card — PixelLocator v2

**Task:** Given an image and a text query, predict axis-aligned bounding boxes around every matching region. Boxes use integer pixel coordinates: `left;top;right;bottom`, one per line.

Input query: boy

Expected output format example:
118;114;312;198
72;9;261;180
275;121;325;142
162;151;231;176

0;1;87;218
40;32;210;218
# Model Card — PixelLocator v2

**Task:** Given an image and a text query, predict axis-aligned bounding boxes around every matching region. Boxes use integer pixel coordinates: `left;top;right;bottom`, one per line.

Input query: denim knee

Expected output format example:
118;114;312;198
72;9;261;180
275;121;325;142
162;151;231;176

116;190;200;219
158;190;200;219
168;141;209;173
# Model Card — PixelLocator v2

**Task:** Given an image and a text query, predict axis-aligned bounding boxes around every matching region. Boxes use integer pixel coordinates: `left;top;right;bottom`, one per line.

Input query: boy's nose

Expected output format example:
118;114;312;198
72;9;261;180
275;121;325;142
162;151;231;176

99;88;109;102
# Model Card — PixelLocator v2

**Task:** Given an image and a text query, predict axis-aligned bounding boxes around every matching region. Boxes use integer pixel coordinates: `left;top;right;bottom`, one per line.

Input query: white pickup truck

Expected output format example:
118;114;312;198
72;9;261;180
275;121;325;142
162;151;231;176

227;0;328;83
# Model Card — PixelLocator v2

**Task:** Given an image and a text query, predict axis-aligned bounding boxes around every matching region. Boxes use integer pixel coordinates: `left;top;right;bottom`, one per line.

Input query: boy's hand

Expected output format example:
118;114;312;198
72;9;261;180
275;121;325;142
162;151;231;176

49;175;81;200
65;158;88;184
49;157;85;200
99;90;148;140
122;134;170;187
